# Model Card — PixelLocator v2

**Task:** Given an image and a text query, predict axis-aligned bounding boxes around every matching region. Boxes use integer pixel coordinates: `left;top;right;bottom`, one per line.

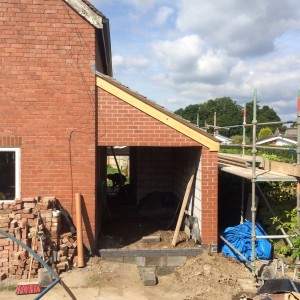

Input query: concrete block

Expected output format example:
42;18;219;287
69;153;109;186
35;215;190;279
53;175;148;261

38;269;53;287
103;257;124;263
156;266;175;276
141;235;161;243
166;256;186;267
145;256;167;267
140;267;157;286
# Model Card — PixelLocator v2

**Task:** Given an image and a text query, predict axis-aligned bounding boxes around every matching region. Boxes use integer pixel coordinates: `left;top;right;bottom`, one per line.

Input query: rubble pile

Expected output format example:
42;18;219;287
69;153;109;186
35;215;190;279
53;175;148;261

0;196;77;281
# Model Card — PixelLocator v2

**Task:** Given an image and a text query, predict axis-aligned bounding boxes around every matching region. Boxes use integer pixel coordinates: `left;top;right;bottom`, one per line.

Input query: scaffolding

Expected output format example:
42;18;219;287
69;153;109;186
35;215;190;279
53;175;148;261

211;89;300;280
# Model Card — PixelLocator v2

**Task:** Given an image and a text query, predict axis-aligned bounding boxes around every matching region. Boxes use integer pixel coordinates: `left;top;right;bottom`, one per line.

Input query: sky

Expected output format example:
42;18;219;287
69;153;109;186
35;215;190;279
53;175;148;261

91;0;300;123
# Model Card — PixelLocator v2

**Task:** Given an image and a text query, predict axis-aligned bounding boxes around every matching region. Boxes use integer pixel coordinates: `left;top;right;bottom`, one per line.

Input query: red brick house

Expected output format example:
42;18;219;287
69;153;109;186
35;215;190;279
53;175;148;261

0;0;219;251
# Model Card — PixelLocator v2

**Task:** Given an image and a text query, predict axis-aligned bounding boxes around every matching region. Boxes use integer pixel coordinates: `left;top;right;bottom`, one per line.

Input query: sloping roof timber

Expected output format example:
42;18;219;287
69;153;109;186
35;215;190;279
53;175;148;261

63;0;113;76
96;74;219;151
63;0;104;29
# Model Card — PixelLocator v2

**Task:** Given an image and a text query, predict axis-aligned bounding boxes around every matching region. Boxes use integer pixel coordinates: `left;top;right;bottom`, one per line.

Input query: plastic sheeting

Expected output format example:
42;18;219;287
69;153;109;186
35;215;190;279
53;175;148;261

221;222;272;262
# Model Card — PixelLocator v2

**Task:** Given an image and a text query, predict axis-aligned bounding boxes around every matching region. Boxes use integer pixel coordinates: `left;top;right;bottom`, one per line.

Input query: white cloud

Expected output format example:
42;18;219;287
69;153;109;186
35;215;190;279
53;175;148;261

124;0;159;12
152;35;204;71
176;0;300;57
112;54;148;72
91;0;300;121
155;6;174;25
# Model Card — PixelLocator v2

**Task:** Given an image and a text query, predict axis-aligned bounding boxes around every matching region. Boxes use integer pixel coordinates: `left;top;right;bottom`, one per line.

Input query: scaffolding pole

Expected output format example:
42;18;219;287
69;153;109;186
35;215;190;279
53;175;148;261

297;90;300;222
206;120;294;130
251;89;257;279
222;144;296;151
242;104;246;156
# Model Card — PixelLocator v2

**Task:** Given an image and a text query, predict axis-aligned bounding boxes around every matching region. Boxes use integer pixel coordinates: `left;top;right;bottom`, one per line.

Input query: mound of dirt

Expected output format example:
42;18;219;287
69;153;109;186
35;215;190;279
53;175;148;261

0;251;257;300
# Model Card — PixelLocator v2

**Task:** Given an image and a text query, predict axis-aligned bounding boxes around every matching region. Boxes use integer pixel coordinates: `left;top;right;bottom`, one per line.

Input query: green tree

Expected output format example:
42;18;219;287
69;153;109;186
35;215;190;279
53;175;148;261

245;102;281;136
175;97;282;139
174;97;243;137
258;127;273;140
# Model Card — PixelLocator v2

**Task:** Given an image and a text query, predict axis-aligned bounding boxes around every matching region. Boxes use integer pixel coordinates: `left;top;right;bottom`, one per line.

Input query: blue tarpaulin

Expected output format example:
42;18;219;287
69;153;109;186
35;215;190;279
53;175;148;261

221;222;272;262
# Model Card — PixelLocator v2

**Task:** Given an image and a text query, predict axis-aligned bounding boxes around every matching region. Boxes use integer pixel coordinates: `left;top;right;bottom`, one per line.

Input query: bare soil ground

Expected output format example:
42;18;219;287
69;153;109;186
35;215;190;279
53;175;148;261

0;250;257;300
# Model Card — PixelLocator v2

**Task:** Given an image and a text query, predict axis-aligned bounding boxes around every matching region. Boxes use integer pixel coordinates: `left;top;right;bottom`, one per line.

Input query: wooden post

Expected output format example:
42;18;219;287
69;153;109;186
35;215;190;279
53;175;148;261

75;193;84;268
171;173;195;247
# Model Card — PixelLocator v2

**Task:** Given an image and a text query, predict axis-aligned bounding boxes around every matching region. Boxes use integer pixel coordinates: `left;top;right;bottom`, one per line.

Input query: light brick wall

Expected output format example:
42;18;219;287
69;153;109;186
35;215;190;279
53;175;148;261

0;0;97;249
173;147;218;245
136;147;174;201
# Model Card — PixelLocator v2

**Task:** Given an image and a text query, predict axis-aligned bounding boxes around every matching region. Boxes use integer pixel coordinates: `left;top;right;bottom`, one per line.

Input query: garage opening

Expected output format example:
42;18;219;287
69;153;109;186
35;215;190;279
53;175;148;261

97;146;202;250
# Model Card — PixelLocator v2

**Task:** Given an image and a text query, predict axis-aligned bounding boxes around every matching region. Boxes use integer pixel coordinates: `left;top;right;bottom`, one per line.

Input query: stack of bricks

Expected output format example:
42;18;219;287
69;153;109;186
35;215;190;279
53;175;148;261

0;196;76;281
56;232;78;271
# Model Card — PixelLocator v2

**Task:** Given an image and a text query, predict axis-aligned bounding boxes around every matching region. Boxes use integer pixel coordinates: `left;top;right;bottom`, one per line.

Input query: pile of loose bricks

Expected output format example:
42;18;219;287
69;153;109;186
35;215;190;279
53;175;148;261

0;196;77;281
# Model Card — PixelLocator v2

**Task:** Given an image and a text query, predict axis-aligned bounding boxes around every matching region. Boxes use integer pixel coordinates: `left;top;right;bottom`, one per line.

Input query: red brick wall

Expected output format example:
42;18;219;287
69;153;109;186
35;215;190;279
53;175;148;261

97;89;200;146
201;147;218;245
0;0;97;249
98;89;219;245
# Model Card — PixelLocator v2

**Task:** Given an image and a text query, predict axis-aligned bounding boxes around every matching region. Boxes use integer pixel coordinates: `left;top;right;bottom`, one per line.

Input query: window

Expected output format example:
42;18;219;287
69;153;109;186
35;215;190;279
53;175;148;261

0;148;20;201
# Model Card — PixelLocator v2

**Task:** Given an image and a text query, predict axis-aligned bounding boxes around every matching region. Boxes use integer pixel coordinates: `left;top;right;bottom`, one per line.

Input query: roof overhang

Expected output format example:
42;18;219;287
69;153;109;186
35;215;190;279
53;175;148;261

96;75;219;152
63;0;103;29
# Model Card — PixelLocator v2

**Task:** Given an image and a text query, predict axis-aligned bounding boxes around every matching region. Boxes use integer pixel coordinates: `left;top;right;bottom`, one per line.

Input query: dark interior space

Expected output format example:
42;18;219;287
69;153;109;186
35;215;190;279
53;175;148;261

0;151;15;200
218;171;252;232
97;146;200;250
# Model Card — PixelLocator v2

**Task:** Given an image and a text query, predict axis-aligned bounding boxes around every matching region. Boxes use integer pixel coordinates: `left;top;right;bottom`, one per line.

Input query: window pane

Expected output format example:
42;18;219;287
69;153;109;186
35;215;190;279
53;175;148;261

0;152;15;200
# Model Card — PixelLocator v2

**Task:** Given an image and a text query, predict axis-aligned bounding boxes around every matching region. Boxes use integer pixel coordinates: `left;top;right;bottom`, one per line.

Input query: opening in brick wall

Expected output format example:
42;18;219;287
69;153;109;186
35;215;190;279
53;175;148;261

0;148;20;201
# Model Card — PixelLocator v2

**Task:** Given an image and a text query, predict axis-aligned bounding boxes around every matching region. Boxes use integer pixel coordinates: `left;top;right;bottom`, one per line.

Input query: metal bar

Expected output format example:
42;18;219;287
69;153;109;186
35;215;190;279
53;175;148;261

110;146;130;202
240;178;245;224
256;235;296;239
0;229;77;300
251;88;257;278
256;183;294;247
219;235;251;266
34;278;60;300
297;90;300;223
242;104;246;156
0;229;58;279
221;144;296;151
206;120;294;130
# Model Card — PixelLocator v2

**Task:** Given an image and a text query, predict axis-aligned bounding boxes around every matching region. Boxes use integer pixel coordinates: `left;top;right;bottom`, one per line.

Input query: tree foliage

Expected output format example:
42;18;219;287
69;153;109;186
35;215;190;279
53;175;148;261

258;127;273;140
174;97;282;137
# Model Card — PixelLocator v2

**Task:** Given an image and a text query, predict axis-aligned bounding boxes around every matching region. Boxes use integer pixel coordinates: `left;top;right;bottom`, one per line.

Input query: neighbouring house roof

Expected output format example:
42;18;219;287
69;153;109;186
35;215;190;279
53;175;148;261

96;73;220;151
257;126;298;146
214;133;232;144
256;135;297;145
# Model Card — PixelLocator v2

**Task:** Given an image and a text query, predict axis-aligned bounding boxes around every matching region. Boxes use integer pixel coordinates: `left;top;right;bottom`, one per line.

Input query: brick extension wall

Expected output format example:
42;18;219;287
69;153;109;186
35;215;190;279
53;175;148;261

98;89;219;245
97;89;200;147
201;147;218;245
0;0;97;249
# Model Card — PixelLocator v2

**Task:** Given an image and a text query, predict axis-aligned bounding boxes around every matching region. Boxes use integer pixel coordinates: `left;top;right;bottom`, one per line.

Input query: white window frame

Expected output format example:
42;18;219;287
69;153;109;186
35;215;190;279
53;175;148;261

0;147;20;202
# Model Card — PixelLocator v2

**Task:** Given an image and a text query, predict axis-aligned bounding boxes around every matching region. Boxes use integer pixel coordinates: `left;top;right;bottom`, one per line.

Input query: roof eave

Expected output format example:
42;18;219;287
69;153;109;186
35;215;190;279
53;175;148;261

96;75;219;152
63;0;103;29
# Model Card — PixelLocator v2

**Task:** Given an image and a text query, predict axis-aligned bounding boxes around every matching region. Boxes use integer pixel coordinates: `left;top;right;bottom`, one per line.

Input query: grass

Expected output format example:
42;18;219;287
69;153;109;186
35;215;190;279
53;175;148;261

0;282;17;292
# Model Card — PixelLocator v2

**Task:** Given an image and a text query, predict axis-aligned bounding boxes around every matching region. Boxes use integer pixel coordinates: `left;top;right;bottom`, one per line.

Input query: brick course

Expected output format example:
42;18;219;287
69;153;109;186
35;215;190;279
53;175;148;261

0;0;97;248
0;0;219;250
98;90;200;147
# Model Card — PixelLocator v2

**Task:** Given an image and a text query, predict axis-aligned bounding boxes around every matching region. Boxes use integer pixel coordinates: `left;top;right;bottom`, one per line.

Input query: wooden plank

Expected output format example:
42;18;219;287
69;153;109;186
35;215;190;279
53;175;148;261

219;164;297;182
171;173;195;247
264;160;300;177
